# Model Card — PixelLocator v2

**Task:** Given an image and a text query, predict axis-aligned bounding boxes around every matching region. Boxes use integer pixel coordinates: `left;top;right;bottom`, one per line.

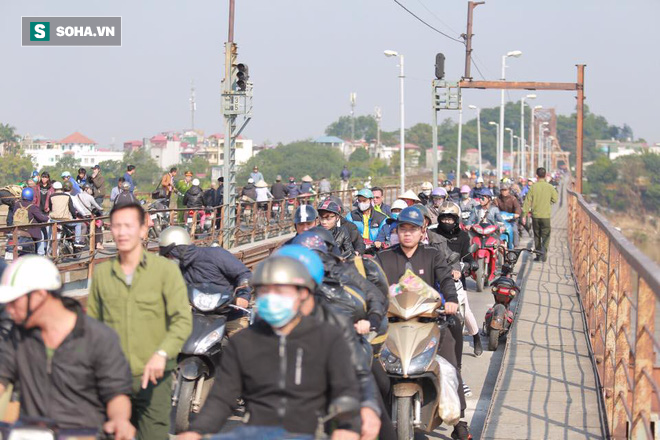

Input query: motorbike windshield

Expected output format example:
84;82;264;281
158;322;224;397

187;284;233;313
388;270;442;320
500;212;515;221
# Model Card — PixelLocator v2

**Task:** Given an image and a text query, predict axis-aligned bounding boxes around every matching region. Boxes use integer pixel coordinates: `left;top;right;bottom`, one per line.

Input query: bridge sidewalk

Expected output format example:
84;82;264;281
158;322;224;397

481;188;605;439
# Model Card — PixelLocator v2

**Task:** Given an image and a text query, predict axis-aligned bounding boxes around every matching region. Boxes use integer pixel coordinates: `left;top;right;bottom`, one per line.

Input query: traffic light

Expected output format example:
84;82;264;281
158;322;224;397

435;53;445;80
236;63;249;91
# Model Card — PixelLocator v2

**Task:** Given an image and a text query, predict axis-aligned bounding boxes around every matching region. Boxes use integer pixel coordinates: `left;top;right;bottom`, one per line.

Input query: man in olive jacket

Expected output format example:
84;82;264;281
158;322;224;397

522;167;559;262
88;202;192;440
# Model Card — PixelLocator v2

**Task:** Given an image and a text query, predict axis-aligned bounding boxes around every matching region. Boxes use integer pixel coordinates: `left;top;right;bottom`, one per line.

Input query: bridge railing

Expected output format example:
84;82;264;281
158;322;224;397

568;190;660;439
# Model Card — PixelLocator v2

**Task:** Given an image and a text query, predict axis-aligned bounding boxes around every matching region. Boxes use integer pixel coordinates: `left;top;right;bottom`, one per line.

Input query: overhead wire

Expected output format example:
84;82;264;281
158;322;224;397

413;0;460;35
392;0;465;45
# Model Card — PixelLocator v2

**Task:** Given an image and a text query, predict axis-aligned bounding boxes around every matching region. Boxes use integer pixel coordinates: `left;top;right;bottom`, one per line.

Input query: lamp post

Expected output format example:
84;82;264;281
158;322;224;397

505;127;514;177
498;50;522;181
468;105;483;177
530;105;542;176
384;50;405;192
520;94;536;177
489;121;500;177
547;135;554;171
539;123;549;170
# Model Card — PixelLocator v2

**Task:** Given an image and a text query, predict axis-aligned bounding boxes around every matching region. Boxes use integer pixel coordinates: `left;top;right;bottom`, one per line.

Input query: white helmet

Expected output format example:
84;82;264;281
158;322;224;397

391;199;408;211
159;226;192;248
192;178;200;186
421;181;433;191
247;178;254;184
476;177;484;183
52;181;63;190
0;256;62;304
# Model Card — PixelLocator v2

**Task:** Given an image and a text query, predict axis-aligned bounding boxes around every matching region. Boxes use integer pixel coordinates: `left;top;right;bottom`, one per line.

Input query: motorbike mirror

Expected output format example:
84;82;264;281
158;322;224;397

326;396;361;422
467;243;478;254
448;251;461;265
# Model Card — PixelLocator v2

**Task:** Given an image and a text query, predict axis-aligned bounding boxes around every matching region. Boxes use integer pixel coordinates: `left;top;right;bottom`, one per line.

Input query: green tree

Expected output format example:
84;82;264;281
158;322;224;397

0;152;35;185
0;123;20;154
407;123;433;150
43;156;82;180
121;149;162;191
325;115;378;141
349;147;369;162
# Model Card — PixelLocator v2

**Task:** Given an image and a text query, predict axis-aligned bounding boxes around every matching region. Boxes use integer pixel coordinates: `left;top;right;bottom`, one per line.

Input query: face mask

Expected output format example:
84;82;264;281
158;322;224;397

433;199;445;207
423;190;432;196
256;294;297;328
391;212;399;220
461;193;469;199
358;202;371;212
439;221;455;233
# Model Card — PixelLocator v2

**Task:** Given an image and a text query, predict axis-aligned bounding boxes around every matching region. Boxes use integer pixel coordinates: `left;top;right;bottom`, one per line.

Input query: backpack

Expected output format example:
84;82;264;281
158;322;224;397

13;204;32;226
3;185;23;198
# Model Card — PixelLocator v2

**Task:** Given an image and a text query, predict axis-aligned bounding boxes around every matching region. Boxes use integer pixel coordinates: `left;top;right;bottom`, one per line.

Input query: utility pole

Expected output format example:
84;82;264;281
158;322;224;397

462;1;484;80
350;93;356;143
221;0;253;247
575;64;586;193
456;97;463;188
375;106;382;150
190;80;196;130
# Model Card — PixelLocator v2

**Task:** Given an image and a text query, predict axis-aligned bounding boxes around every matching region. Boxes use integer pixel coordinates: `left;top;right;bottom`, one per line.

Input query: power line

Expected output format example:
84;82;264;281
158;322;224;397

413;0;460;35
470;56;487;80
392;0;464;45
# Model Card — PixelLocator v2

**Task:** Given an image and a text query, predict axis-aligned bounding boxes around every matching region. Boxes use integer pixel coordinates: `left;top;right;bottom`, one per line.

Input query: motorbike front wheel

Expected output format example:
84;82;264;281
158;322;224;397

488;328;500;351
476;259;485;292
395;396;414;440
173;377;196;434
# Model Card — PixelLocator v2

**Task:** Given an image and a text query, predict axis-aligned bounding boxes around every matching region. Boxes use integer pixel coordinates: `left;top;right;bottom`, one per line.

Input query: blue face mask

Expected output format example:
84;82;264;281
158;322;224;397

391;212;399;220
256;294;297;328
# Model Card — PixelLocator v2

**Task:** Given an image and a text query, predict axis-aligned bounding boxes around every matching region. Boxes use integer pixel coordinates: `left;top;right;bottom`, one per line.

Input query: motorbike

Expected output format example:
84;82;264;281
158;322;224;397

469;222;501;292
172;284;249;433
4;232;36;261
379;282;455;439
56;223;79;260
499;212;516;252
185;209;212;237
147;198;170;239
484;247;542;351
0;419;113;440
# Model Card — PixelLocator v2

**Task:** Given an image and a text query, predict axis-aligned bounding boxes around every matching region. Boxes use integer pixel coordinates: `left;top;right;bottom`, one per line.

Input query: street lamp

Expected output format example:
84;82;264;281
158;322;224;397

520;94;536;177
530;105;543;176
505;127;514;177
539;123;550;170
384;50;405;192
489;121;500;178
468;105;483;177
498;50;522;181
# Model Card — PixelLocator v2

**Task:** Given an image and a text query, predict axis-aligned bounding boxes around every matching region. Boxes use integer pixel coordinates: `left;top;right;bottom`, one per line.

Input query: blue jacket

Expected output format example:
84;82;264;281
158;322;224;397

345;209;387;242
123;172;134;192
69;179;82;196
467;205;504;226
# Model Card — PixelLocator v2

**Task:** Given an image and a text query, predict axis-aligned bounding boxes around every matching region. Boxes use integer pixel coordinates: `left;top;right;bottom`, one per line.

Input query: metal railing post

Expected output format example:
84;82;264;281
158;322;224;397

631;277;655;438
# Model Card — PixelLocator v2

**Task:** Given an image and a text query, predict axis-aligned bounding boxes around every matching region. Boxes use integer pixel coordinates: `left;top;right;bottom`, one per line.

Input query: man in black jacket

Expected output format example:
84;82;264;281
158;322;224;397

270;175;288;201
318;199;354;257
376;206;471;440
326;195;366;255
158;226;252;336
181;256;361;440
183;179;204;208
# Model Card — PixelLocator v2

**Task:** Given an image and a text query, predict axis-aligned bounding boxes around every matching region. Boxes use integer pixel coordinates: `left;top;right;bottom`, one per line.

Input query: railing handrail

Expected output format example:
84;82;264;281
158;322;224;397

567;189;660;295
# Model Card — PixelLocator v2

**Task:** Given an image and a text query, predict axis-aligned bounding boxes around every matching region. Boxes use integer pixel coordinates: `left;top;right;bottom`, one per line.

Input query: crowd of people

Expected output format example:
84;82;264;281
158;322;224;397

0;165;561;440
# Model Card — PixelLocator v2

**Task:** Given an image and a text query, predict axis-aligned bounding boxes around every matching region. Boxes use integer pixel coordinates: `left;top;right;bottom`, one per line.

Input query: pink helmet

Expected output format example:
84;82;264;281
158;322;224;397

460;185;471;194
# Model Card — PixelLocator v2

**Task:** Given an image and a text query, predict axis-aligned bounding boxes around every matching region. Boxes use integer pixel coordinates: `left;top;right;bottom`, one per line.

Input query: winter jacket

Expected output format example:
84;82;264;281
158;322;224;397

426;230;460;272
418;192;430;206
447;187;461;202
255;187;273;203
13;200;49;240
183;186;204;208
89;173;105;197
345;209;387;242
37;184;54;213
522;180;558;219
319;179;331;194
495;194;521;216
49;192;76;221
329;225;355;258
373;203;391;217
340;220;365;255
286;183;300;198
467;205;504;226
340;168;351;180
435;224;474;266
376;243;458;304
113;191;137;207
270;182;288;200
240;183;257;201
76;192;102;216
189;317;360;435
122;172;134;192
299;182;314;194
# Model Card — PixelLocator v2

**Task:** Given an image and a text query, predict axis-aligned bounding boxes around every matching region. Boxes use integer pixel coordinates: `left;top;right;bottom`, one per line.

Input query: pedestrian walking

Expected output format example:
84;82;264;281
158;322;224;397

87;202;192;439
340;165;351;192
522;167;558;262
123;165;136;193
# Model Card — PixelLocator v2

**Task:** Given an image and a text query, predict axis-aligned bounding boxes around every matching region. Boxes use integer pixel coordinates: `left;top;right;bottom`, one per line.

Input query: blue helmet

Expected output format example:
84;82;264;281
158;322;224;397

21;187;34;202
396;206;425;228
274;245;324;286
478;188;494;199
357;188;373;199
293;205;318;224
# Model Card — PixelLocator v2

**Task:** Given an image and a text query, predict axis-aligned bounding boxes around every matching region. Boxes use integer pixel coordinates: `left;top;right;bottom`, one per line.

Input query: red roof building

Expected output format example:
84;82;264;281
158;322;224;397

59;132;97;145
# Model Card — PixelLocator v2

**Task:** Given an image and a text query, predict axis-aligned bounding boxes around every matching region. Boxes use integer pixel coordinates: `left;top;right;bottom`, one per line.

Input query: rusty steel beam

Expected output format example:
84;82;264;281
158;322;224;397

458;80;578;91
575;64;586;193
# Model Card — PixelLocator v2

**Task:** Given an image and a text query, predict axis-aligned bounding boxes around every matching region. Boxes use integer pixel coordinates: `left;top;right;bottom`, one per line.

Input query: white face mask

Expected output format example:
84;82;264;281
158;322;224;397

423;190;432;196
358;202;371;211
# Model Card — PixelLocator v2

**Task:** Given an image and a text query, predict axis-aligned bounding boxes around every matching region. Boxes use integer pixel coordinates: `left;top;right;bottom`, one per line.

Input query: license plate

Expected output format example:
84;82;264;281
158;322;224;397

4;252;13;260
187;218;193;224
151;214;158;220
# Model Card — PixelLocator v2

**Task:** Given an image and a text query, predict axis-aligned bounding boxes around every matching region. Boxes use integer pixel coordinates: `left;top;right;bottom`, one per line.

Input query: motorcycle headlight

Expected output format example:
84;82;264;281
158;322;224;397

379;345;402;375
195;326;225;354
191;290;223;312
407;337;438;375
8;428;56;440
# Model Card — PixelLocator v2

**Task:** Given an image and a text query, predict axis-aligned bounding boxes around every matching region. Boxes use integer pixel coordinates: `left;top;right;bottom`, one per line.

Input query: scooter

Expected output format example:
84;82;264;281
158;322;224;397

499;212;516;251
147;198;170;239
484;247;542;351
172;284;249;433
469;222;500;292
380;282;455;439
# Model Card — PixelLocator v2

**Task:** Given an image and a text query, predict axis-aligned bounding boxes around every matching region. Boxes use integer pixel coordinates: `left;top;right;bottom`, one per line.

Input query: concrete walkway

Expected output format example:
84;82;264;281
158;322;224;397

481;186;605;439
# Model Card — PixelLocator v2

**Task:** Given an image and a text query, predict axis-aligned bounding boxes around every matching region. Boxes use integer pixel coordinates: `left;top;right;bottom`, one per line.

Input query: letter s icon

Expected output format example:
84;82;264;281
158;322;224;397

35;24;46;39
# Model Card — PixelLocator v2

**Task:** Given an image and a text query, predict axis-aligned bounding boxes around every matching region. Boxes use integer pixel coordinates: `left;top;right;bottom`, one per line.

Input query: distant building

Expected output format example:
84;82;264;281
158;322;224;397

123;140;143;152
392;143;421;168
595;139;659;160
200;134;253;166
21;132;123;170
146;133;182;170
313;136;349;158
425;146;445;169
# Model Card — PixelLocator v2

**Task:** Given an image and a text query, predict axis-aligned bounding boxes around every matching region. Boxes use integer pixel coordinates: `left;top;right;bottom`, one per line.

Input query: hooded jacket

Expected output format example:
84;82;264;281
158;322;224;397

183;185;204;208
240;183;257;201
189;316;360;435
345;208;387;242
340;221;365;255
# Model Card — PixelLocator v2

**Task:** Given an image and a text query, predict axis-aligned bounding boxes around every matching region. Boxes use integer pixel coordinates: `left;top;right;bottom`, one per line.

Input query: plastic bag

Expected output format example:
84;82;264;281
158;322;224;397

389;269;441;300
436;355;461;426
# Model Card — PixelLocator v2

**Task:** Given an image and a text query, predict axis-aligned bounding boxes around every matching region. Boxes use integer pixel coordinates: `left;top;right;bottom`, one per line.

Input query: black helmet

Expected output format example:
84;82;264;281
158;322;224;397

397;206;425;228
443;179;452;186
317;199;341;216
294;205;318;224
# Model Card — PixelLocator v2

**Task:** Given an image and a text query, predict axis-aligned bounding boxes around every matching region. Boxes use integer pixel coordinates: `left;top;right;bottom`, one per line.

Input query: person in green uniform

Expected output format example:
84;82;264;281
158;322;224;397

522;167;559;262
88;202;192;439
175;170;194;224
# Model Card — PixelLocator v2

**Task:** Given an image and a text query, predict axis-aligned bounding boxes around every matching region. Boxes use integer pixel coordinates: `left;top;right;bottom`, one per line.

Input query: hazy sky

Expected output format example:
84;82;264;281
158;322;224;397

1;1;657;147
